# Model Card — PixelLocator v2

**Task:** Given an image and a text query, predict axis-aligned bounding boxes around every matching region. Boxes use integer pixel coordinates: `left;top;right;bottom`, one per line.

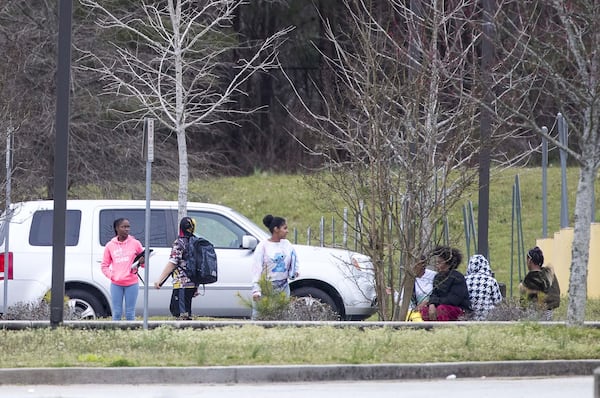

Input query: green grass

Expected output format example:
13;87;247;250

2;323;600;368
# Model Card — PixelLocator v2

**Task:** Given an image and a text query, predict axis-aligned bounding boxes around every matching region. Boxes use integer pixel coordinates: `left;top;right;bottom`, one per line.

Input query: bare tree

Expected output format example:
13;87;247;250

0;1;59;201
78;0;292;218
0;2;154;201
495;0;600;325
283;0;516;320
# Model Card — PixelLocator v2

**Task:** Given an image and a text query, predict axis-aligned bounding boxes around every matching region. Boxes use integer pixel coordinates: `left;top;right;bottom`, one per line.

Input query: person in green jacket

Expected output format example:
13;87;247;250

520;246;561;320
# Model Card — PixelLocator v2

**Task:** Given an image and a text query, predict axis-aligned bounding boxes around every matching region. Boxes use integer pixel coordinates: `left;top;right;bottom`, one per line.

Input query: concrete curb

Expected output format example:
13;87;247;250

0;360;599;385
2;320;600;330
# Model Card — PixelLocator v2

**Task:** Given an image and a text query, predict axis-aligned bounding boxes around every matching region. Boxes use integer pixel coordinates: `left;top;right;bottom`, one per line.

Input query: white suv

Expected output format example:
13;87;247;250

0;200;377;320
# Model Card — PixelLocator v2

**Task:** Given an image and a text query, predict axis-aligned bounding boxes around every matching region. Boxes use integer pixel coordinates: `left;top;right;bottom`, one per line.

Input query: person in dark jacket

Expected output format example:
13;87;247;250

520;246;560;320
421;246;472;321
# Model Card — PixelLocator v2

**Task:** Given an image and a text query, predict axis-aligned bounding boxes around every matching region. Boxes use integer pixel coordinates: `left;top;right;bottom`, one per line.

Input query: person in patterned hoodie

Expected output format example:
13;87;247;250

154;217;199;320
465;254;503;320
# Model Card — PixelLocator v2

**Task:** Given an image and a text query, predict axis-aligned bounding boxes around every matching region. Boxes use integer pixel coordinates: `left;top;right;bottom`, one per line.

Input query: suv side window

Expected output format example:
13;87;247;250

29;210;82;246
99;209;177;247
189;211;248;249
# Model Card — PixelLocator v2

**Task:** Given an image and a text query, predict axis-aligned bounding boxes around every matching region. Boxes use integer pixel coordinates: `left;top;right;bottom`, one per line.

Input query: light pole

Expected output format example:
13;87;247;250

477;0;495;259
50;0;72;327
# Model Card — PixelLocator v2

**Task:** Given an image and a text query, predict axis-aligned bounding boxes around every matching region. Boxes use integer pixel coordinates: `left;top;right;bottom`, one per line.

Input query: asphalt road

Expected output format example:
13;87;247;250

0;377;592;398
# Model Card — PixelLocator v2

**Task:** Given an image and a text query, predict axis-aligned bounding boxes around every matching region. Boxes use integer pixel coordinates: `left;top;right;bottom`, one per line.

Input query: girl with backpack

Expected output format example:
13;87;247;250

154;217;199;320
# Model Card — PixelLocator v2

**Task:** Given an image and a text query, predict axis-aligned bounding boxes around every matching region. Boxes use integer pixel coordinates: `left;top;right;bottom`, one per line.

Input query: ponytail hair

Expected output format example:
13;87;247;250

263;214;286;233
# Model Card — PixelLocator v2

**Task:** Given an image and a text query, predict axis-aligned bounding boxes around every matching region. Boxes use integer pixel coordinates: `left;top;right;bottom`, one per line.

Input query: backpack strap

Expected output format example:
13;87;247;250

178;235;193;270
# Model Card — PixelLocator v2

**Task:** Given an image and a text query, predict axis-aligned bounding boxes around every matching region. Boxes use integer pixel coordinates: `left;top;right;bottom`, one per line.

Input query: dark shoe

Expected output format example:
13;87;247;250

175;312;192;321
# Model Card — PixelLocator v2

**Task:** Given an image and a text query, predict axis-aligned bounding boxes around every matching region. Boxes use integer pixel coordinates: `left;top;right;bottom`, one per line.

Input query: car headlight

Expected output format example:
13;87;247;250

351;253;374;272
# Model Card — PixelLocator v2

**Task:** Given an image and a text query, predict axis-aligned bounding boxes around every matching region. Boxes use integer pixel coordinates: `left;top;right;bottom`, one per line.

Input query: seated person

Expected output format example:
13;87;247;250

408;259;437;321
520;246;560;320
421;246;472;321
465;254;503;320
386;257;436;321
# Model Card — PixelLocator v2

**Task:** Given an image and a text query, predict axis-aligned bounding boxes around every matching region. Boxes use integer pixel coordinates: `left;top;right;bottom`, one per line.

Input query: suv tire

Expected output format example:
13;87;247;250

291;286;340;316
66;289;105;320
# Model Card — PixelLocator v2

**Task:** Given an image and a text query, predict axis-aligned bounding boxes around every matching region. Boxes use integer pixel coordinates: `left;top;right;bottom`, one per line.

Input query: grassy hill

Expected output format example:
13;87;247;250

75;166;585;296
175;168;583;292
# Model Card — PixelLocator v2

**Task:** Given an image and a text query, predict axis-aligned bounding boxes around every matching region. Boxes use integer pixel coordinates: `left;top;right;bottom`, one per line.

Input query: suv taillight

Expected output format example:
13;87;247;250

0;252;13;280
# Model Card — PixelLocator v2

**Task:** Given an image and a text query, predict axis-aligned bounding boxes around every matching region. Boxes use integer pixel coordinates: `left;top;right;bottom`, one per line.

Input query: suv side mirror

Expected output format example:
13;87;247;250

242;235;258;250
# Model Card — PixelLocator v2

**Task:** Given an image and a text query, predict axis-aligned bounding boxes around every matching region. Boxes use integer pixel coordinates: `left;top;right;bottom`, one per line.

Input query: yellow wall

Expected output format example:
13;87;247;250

536;224;600;298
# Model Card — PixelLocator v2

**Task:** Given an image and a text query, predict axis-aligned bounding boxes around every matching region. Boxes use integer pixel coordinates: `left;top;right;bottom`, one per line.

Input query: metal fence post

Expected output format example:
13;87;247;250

343;208;348;249
319;216;324;247
558;113;569;228
542;127;548;238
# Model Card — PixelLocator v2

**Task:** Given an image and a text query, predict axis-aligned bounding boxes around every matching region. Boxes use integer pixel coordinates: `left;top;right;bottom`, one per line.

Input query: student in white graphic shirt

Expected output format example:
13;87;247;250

251;214;299;320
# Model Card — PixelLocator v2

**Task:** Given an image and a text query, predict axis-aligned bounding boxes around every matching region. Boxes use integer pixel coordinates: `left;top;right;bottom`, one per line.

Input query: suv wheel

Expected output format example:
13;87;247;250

291;286;340;316
66;289;104;320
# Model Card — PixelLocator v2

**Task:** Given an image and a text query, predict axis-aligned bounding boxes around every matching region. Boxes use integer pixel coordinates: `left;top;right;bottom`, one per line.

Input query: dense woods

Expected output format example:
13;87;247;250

0;1;347;201
0;0;555;201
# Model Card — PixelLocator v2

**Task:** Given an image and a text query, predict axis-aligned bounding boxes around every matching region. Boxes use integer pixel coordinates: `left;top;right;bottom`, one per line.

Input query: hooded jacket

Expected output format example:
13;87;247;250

101;234;144;286
465;254;503;320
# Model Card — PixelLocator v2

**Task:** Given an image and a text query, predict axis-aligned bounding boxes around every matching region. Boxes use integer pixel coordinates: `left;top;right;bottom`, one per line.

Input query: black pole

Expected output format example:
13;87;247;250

477;0;495;259
50;0;73;327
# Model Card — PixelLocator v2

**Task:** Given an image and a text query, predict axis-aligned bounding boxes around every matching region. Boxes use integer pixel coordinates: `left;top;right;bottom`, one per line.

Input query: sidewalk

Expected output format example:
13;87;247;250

1;360;600;385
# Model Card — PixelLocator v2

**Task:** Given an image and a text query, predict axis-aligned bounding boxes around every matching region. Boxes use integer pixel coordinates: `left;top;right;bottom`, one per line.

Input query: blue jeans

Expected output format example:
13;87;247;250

110;282;139;320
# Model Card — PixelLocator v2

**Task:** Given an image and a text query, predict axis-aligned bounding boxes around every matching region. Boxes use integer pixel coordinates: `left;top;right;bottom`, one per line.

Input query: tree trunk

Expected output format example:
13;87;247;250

170;0;188;221
177;126;189;221
567;160;596;325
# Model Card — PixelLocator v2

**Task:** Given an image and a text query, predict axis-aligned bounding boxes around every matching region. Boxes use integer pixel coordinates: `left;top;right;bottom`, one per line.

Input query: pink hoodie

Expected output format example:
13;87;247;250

101;235;144;286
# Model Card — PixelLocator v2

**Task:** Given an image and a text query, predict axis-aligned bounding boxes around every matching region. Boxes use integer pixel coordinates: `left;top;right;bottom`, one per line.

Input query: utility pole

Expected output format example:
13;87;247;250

50;0;73;327
477;0;495;259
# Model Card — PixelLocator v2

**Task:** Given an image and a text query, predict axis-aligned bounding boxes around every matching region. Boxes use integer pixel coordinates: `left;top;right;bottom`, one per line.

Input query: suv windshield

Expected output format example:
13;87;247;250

227;208;269;240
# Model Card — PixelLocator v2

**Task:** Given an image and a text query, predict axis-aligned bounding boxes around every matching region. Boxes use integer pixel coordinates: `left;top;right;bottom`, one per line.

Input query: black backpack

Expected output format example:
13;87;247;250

185;235;218;285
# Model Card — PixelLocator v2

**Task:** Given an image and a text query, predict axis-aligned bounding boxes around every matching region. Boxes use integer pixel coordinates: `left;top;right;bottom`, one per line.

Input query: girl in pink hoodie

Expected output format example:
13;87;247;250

101;218;144;320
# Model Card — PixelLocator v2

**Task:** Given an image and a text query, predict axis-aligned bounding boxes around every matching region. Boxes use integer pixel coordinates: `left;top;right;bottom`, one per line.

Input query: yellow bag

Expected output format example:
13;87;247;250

406;310;423;322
